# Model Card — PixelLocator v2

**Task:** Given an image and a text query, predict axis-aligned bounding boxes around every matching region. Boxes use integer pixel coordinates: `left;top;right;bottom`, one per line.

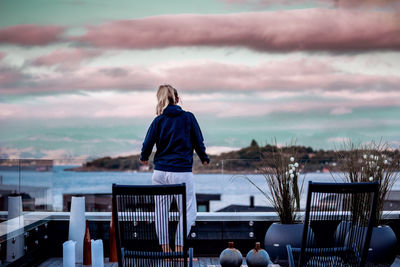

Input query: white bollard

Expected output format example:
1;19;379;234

68;196;85;263
7;196;22;219
63;240;76;267
7;195;24;263
91;239;104;267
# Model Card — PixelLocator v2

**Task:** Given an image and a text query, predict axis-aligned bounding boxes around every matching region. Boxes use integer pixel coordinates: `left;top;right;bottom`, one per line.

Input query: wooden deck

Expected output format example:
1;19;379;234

38;256;400;267
39;257;242;267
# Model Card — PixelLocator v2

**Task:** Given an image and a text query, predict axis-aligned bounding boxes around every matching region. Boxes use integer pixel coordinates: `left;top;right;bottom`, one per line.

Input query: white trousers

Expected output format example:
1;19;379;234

152;170;197;246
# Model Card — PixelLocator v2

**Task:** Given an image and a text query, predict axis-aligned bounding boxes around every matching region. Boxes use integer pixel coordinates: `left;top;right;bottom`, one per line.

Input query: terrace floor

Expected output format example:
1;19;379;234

38;256;400;267
39;257;222;267
4;212;400;267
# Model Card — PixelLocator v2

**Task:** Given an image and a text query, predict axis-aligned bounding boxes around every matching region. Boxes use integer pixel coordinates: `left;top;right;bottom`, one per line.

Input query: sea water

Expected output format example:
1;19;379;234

2;166;400;212
52;166;336;211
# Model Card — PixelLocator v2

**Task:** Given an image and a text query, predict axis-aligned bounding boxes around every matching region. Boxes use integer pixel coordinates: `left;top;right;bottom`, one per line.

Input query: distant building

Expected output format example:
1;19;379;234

384;191;400;211
63;193;112;212
217;196;275;212
196;193;220;212
0;185;50;211
63;193;221;212
0;159;53;171
314;191;400;212
139;165;150;171
0;159;53;211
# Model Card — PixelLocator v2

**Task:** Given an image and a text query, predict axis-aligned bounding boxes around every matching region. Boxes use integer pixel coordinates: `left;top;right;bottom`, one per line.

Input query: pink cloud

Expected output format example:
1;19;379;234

0;24;65;45
33;49;103;68
0;52;5;61
0;69;20;85
187;93;400;118
222;0;400;9
2;88;399;120
2;59;400;96
323;0;400;9
74;9;400;51
221;0;311;7
154;61;400;93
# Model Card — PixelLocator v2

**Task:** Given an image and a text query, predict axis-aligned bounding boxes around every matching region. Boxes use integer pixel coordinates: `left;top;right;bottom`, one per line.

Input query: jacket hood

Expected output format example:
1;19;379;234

163;105;184;116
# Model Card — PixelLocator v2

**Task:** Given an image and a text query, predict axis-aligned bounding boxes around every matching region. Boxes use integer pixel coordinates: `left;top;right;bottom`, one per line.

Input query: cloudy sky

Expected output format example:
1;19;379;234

1;0;400;161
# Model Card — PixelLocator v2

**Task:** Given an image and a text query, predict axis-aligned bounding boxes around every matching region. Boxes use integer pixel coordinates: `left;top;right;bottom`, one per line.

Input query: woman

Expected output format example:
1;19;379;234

140;84;209;253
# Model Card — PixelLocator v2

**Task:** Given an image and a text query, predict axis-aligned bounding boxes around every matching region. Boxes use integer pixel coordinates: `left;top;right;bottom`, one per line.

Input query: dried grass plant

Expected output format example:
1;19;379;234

242;144;304;224
336;140;400;225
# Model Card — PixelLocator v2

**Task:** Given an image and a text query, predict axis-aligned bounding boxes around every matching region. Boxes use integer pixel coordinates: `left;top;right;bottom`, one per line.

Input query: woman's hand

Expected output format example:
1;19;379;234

140;160;149;165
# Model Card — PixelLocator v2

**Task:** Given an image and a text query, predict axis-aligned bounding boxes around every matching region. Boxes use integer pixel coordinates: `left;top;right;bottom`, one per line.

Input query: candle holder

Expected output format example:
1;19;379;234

68;196;85;263
63;240;76;267
91;239;104;267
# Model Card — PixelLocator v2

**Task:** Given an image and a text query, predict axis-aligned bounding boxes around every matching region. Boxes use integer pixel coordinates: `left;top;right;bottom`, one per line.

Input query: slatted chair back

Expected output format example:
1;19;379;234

287;181;379;267
112;183;192;267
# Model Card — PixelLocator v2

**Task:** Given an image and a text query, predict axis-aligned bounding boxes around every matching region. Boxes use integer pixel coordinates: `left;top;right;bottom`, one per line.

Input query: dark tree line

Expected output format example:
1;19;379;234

75;140;399;173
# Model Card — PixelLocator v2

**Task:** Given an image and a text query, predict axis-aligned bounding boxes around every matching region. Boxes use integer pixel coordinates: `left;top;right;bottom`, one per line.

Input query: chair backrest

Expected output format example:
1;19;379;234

112;183;188;267
299;181;379;267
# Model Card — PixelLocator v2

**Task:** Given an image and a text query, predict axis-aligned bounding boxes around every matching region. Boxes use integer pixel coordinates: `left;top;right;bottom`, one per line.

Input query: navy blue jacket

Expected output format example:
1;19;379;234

140;105;210;172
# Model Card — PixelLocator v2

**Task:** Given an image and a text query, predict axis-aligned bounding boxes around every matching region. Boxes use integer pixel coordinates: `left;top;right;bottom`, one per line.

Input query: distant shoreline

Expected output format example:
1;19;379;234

64;166;259;175
67;142;400;174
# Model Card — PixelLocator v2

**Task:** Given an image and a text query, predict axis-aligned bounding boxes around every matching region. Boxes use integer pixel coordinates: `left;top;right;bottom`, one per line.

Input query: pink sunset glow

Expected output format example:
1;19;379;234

1;1;400;158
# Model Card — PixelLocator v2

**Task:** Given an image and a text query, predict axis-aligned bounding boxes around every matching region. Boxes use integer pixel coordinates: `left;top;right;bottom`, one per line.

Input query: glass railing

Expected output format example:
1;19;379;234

0;157;399;264
0;159;53;213
0;157;335;214
1;157;399;214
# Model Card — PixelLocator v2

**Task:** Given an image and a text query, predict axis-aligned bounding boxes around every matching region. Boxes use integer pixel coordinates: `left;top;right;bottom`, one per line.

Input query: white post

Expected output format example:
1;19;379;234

6;195;24;263
68;197;86;263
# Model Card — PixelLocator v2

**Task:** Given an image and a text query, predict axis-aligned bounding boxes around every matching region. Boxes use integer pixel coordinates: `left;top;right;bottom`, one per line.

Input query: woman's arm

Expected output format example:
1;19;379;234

140;119;157;163
190;114;210;164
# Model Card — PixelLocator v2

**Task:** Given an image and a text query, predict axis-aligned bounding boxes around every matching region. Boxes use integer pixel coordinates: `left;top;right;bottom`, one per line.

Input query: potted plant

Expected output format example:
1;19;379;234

242;143;307;264
336;140;400;265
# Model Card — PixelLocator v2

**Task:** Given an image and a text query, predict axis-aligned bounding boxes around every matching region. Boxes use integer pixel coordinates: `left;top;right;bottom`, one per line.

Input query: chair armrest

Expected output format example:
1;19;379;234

188;247;193;267
287;245;295;267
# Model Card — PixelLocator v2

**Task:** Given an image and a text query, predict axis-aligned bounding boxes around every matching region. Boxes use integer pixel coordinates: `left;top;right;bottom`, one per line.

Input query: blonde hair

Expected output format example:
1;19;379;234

156;84;179;115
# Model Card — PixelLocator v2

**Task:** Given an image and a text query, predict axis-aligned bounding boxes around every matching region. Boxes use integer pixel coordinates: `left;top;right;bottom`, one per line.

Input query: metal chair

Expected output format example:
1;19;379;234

287;181;379;267
112;183;193;267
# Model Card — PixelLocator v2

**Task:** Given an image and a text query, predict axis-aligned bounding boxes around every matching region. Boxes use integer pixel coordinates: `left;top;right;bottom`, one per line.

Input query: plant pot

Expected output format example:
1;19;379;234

334;221;353;246
367;225;397;265
264;223;311;263
339;223;397;266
